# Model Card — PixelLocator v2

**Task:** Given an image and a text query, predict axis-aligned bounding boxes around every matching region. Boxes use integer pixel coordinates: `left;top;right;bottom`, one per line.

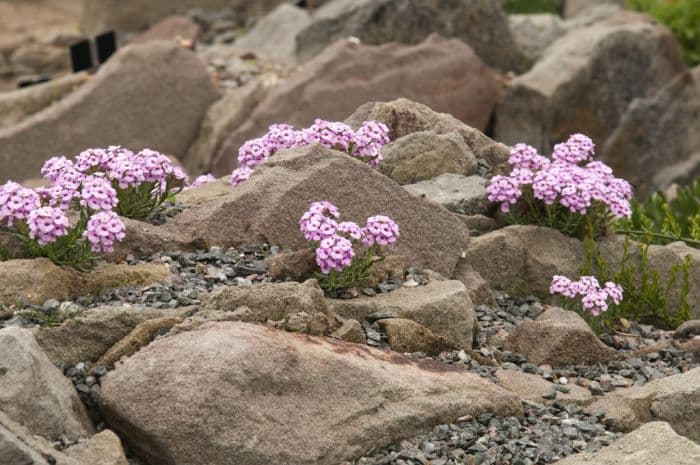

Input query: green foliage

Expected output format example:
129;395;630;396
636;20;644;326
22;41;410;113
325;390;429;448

4;212;99;271
115;177;182;220
580;236;692;331
314;245;379;293
627;0;700;66
504;0;560;14
616;178;700;248
506;188;612;240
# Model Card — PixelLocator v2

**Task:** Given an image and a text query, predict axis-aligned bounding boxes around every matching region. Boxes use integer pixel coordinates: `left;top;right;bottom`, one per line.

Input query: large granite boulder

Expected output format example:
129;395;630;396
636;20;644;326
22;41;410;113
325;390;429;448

100;321;522;465
601;66;700;197
213;35;500;174
0;327;94;441
0;41;220;182
167;145;470;278
295;0;526;71
459;225;584;297
495;11;686;154
504;307;620;367
345;98;511;168
586;368;700;442
556;422;700;465
379;130;478;185
326;279;475;348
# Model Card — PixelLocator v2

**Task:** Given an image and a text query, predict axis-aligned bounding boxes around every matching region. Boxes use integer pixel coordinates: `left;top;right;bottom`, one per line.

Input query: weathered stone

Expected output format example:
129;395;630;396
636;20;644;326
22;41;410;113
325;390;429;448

504;307;619;367
0;259;171;306
602;67;700;197
495;11;686;154
10;42;69;74
95;317;184;369
214;35;501;173
0;41;220;183
265;248;317;282
454;213;497;233
0;72;87;129
132;15;201;44
460;225;584;297
345;98;511;167
171;146;469;277
330;318;366;344
556;422;700;465
203;280;329;323
360;255;407;289
36;307;191;365
0;411;83;465
108;217;198;261
377;318;454;355
586;368;700;441
80;0;287;36
379;131;478;185
0;258;77;305
280;311;332;336
295;0;526;71
495;369;593;405
327;279;474;347
100;321;522;465
235;4;312;63
404;174;490;215
451;261;496;305
81;263;172;296
183;82;266;174
0;327;94;441
508;14;565;62
563;0;625;17
64;430;129;465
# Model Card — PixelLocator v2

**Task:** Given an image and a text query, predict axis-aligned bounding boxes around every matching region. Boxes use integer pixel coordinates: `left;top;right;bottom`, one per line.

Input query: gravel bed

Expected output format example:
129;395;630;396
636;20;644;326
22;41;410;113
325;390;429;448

349;401;621;465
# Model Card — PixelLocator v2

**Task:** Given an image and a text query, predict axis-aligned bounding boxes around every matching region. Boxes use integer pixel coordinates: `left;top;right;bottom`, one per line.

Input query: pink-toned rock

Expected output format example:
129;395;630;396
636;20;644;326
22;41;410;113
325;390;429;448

100;321;522;465
495;11;686;154
213;35;500;174
168;144;469;277
0;41;220;183
505;306;620;367
132;15;201;44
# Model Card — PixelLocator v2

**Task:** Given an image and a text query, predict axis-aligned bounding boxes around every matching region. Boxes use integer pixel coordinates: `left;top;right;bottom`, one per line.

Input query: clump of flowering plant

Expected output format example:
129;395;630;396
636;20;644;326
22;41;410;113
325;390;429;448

299;201;399;292
0;180;126;270
231;120;390;188
550;274;624;333
62;146;189;219
487;134;633;239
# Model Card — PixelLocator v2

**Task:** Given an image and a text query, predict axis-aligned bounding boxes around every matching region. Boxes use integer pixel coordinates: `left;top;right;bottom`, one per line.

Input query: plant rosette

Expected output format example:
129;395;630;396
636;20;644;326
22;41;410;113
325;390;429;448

298;201;400;292
549;274;624;334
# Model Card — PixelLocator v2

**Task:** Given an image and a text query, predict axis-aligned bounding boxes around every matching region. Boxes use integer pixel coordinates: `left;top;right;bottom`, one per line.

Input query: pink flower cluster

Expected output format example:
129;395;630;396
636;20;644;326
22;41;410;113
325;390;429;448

299;201;399;274
41;146;189;203
231;120;390;187
80;176;118;211
487;134;632;217
550;275;623;316
27;207;70;246
84;211;126;253
0;182;40;227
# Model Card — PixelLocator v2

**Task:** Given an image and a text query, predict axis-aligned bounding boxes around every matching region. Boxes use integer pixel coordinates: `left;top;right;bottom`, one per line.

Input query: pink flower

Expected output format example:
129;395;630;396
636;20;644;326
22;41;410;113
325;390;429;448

189;173;216;188
338;221;364;241
363;215;400;246
230;166;253;186
80;175;118;211
27;207;70;245
299;212;338;242
0;181;41;227
315;234;354;273
237;137;272;168
487;175;523;212
550;275;623;316
84;211;126;253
